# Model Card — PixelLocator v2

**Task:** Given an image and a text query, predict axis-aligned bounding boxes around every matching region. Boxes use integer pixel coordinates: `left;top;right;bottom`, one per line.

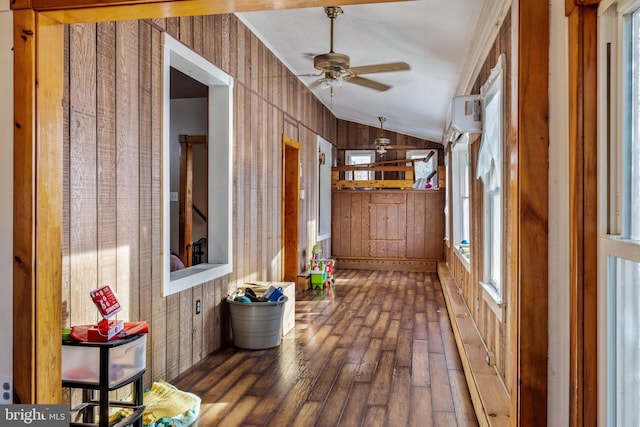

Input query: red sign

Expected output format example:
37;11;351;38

90;284;122;319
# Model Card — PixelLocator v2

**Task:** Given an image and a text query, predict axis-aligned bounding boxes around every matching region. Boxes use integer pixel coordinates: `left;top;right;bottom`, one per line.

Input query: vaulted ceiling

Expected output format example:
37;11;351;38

237;1;508;143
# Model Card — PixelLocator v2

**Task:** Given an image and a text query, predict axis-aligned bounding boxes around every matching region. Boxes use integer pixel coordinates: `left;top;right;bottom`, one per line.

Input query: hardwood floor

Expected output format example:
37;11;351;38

172;269;479;426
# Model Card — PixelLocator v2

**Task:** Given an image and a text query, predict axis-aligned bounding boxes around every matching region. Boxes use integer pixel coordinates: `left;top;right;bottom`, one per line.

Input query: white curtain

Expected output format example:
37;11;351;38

476;54;505;190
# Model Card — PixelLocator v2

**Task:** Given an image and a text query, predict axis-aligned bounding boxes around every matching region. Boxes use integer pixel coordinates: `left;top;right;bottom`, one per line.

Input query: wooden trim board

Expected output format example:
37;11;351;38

336;257;437;272
438;262;510;427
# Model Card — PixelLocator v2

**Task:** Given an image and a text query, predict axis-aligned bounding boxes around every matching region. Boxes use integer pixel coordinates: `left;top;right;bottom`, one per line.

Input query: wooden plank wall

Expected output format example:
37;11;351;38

61;13;336;390
443;11;512;394
331;190;444;261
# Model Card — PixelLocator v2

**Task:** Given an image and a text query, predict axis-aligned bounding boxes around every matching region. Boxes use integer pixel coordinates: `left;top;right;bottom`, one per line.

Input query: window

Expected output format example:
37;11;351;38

346;150;375;181
406;149;437;188
317;136;332;241
162;33;234;296
444;152;450;243
598;3;640;425
477;55;505;304
452;135;470;262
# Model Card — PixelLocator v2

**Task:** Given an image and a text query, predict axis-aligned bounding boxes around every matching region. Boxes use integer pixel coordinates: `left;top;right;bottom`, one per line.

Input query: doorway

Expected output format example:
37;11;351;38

282;135;300;282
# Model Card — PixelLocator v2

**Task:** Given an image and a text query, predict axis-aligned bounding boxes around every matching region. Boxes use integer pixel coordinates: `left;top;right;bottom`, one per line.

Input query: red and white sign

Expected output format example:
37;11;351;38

89;284;122;319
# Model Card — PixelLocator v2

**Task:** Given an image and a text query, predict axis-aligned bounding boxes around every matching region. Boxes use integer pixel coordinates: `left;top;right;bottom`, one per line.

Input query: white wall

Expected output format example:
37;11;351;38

548;0;570;425
0;0;13;403
169;97;207;254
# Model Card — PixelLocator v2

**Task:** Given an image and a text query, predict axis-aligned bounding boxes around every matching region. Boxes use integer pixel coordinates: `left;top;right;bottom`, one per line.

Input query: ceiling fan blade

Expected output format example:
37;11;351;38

347;76;391;92
308;79;325;89
349;62;410;75
384;145;416;150
298;71;324;78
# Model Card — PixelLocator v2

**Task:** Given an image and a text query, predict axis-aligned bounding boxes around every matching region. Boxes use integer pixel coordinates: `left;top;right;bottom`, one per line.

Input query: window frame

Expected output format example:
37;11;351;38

345;150;375;181
406;149;438;183
451;136;470;267
317;136;333;241
597;2;640;425
477;55;505;309
444;151;450;245
162;33;234;296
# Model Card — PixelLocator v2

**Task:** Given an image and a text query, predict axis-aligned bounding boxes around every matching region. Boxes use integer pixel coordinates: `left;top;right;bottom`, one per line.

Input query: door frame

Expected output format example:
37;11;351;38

282;134;300;282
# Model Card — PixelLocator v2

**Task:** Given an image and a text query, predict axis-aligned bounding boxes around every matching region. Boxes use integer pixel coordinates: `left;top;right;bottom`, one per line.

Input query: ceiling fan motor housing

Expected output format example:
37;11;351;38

314;52;350;72
374;137;390;146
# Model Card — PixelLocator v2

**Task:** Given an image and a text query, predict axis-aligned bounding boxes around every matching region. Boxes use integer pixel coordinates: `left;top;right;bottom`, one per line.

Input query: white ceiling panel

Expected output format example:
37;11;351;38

237;0;495;142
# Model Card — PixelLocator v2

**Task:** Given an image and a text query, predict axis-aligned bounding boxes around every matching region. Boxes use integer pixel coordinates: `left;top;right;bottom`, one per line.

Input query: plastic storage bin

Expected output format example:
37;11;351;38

245;282;295;336
62;334;147;388
227;296;287;350
311;271;327;289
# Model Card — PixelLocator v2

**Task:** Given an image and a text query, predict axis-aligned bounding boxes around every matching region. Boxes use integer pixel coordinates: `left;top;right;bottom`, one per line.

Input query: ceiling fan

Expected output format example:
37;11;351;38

373;117;415;154
306;6;410;92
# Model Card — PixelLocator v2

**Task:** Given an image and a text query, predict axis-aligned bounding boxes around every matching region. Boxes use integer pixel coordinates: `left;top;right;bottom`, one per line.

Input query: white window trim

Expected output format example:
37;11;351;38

444;151;450;245
406;149;438;172
317;136;332;241
477;55;505;308
451;136;470;270
162;33;234;296
597;2;640;425
345;150;375;181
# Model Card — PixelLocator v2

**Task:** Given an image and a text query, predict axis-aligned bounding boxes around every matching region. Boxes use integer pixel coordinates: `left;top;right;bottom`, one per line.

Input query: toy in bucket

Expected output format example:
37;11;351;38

87;284;124;341
310;244;326;289
264;285;286;302
323;258;336;284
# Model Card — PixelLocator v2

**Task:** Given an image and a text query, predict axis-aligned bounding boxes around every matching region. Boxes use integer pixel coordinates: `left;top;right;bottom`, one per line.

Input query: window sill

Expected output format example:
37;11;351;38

165;263;231;296
479;281;506;322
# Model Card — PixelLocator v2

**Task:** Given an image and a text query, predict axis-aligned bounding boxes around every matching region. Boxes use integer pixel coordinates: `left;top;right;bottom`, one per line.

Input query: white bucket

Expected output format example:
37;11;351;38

227;295;288;350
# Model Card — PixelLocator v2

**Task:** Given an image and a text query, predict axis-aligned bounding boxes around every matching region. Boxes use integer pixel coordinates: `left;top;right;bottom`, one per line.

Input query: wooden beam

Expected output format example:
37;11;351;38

333;166;414;172
179;140;193;266
566;0;601;17
514;0;549;425
332;179;414;189
25;0;406;24
13;9;63;404
567;4;599;426
179;134;206;145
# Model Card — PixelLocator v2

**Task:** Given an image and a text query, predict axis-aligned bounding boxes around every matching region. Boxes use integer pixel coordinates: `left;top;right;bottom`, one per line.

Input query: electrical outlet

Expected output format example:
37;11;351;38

0;376;12;404
195;299;201;315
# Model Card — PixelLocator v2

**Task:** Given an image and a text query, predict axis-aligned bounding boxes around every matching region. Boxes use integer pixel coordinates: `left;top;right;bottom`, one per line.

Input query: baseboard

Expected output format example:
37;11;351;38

334;257;437;272
437;262;511;427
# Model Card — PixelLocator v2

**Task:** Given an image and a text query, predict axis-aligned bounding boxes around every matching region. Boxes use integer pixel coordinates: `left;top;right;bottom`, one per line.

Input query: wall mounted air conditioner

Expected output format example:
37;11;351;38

443;95;482;143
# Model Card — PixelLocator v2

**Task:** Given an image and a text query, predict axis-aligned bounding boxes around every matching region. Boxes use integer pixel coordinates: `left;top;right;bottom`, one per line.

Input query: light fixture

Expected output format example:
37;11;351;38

322;75;343;89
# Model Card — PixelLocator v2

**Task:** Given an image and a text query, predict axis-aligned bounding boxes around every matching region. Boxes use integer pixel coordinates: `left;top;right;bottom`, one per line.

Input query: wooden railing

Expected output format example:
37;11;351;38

332;154;435;189
332;165;414;189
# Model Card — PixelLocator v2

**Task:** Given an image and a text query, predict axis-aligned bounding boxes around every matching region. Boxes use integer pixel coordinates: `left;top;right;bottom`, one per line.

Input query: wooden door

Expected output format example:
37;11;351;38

282;135;300;282
369;192;406;258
